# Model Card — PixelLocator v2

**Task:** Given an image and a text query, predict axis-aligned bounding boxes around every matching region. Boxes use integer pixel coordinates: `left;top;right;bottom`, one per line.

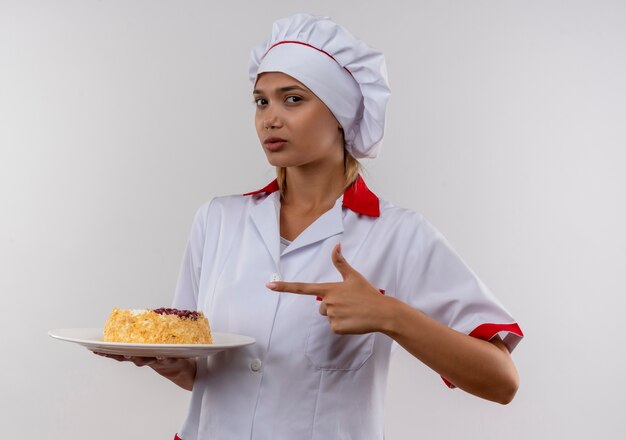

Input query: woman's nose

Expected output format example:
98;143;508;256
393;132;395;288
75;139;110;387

263;107;282;129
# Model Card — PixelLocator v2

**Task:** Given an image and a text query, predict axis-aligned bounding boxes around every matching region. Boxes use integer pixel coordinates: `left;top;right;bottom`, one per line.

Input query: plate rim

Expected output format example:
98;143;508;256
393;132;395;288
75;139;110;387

48;327;255;349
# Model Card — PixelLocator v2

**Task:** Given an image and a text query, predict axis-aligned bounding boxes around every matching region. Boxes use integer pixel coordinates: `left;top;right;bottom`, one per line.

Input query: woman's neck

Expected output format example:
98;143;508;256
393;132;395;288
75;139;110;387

282;162;345;211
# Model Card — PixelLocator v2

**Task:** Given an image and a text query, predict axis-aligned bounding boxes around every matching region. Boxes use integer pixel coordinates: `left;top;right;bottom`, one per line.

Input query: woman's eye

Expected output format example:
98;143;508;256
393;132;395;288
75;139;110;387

285;96;302;104
254;98;267;107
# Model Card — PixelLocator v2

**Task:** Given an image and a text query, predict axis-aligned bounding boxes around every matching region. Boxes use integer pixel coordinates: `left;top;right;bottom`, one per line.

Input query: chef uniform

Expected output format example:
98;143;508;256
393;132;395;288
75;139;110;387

172;13;523;440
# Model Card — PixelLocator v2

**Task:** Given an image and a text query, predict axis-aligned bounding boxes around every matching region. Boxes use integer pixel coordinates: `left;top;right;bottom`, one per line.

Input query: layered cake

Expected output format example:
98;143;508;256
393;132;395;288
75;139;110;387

103;308;213;344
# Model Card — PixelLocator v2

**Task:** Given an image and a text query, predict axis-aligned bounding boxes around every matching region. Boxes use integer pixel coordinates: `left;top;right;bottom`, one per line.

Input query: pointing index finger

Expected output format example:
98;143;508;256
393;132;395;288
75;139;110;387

266;281;333;297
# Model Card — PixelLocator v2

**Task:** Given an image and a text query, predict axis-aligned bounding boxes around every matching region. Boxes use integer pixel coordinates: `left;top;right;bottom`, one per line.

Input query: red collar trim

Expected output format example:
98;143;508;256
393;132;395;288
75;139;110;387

243;175;380;217
243;179;279;196
343;175;380;217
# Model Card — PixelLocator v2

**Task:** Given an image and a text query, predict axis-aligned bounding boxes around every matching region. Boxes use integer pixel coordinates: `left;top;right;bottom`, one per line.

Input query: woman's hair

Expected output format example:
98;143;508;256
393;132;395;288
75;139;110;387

276;147;362;196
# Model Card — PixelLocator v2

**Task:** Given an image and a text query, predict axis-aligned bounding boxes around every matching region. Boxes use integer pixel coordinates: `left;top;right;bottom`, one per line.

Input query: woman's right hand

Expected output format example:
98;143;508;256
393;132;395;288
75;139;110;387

93;352;197;391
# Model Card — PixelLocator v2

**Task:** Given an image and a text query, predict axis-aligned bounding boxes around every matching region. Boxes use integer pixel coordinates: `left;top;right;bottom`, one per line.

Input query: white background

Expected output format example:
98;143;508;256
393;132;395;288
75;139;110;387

1;0;625;438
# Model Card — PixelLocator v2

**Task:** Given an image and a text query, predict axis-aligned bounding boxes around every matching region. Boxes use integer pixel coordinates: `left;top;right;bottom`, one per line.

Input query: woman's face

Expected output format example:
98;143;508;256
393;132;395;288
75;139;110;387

254;72;344;168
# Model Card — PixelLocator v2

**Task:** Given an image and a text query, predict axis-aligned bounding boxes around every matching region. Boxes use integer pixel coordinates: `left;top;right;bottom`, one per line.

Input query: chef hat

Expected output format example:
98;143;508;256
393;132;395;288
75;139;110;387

249;13;391;159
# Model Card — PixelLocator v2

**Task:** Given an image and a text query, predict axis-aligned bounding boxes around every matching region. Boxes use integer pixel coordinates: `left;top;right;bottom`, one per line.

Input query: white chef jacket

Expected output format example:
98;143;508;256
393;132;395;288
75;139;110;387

172;176;523;440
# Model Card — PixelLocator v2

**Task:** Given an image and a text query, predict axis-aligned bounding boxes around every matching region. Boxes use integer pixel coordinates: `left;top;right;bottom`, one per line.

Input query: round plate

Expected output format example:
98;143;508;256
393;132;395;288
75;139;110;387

48;328;255;358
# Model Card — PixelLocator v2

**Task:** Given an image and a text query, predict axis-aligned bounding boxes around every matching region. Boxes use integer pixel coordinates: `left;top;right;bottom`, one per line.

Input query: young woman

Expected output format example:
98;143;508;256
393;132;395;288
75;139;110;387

99;13;523;440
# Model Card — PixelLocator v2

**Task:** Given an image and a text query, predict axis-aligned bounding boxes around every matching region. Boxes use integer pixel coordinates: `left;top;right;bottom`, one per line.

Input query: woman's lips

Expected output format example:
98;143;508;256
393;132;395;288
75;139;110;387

264;138;287;151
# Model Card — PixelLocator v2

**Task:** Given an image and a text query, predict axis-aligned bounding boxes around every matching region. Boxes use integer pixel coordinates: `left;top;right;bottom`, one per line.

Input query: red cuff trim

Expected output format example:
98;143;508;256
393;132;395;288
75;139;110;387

441;322;524;389
469;322;524;340
441;377;455;388
174;435;182;440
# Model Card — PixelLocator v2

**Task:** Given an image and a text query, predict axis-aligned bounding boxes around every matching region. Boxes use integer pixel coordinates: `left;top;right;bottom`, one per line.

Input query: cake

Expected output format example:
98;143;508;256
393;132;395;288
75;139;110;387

103;308;213;344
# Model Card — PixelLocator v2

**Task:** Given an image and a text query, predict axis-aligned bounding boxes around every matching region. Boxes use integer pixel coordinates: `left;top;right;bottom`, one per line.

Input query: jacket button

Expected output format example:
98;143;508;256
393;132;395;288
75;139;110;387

270;273;281;282
250;358;262;372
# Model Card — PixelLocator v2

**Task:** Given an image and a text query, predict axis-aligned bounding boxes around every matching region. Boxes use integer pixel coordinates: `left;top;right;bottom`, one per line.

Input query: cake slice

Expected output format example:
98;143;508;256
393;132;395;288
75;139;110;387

103;308;213;344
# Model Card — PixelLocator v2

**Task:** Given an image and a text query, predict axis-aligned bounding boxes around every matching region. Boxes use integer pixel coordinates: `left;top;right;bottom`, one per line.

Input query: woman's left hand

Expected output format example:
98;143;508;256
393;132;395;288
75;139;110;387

268;243;520;404
266;243;393;335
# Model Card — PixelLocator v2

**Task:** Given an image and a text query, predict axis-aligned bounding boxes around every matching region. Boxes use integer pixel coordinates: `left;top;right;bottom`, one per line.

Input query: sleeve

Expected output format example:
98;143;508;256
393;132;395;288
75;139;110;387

395;214;523;387
170;199;214;311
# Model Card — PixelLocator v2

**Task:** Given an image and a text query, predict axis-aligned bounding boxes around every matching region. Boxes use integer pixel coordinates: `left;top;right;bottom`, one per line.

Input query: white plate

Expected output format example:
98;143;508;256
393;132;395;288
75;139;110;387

48;328;255;358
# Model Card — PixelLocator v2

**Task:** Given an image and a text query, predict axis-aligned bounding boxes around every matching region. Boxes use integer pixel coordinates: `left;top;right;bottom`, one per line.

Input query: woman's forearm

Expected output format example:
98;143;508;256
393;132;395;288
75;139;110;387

378;296;519;404
93;353;198;391
149;358;197;391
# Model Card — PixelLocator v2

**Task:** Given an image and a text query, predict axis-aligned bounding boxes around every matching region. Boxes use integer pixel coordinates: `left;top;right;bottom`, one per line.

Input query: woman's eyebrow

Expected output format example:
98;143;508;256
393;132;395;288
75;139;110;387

253;85;309;95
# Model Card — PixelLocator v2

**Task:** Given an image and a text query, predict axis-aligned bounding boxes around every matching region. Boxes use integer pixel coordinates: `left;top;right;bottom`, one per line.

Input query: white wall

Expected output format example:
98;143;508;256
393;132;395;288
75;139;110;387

1;1;625;438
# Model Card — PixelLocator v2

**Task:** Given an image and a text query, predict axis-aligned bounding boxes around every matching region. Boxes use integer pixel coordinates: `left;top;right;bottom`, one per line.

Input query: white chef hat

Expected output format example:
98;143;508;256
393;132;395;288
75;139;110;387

249;13;391;159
